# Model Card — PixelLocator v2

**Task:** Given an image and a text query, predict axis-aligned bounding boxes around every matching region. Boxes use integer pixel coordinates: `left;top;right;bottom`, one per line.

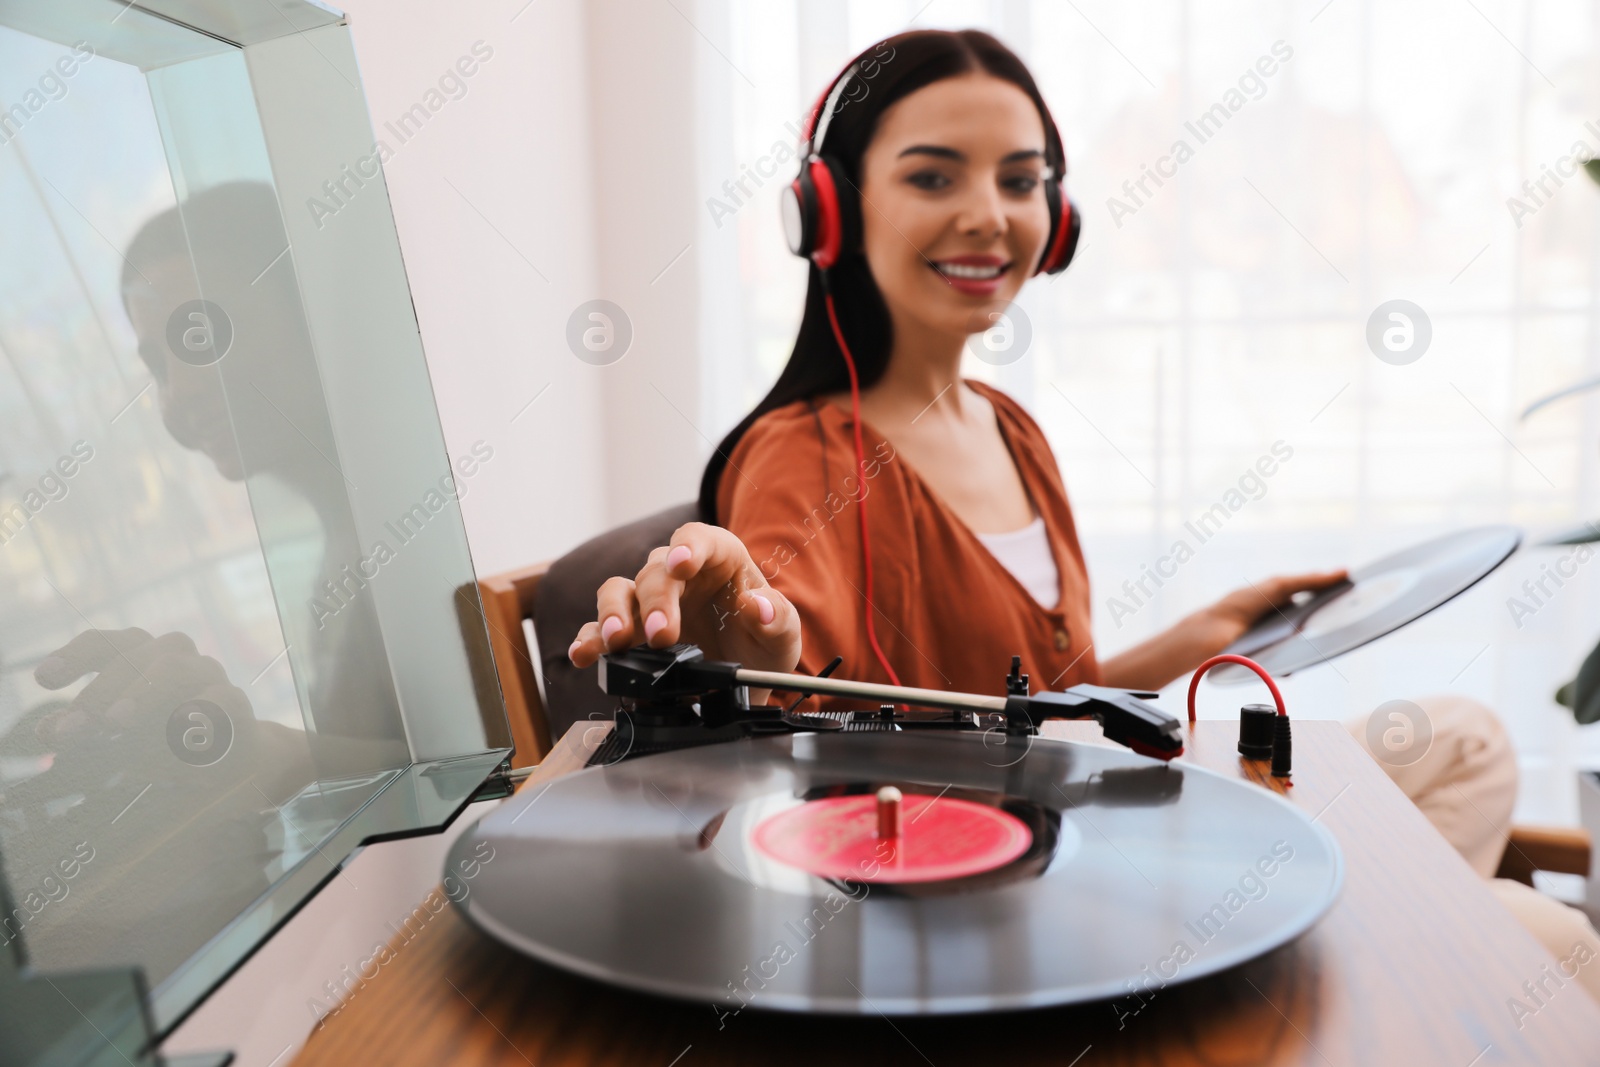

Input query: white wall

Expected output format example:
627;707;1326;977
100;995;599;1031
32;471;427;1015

334;0;618;577
331;0;720;579
584;0;708;526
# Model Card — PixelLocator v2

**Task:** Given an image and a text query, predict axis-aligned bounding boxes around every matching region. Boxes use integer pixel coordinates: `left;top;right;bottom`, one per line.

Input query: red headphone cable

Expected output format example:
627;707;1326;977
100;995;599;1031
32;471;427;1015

1185;654;1285;722
821;275;902;688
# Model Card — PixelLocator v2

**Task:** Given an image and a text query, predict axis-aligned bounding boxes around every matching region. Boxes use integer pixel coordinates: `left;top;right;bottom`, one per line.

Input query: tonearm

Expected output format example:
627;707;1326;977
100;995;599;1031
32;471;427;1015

593;644;1184;763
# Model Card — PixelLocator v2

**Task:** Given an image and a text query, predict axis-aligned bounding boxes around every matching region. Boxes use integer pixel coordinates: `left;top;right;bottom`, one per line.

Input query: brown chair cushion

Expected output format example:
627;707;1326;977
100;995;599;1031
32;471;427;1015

532;502;700;742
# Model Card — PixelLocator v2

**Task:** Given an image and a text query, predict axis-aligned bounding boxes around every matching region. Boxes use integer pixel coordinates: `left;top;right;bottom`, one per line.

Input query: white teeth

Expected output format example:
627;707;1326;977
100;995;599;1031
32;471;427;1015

937;262;1005;280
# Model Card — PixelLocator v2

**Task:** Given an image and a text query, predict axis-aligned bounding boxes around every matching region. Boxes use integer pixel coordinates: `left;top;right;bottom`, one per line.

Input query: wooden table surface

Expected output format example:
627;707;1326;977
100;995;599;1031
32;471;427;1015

293;719;1600;1066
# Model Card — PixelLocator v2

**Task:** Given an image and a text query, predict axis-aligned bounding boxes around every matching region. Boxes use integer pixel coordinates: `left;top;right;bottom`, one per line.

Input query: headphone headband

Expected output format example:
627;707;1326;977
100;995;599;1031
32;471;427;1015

802;61;860;158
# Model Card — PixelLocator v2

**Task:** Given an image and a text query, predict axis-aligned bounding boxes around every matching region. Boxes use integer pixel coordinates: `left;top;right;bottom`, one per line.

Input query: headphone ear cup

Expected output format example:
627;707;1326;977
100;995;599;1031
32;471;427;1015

809;156;859;271
782;170;817;258
1035;181;1081;275
781;155;861;270
1056;197;1081;273
824;157;861;269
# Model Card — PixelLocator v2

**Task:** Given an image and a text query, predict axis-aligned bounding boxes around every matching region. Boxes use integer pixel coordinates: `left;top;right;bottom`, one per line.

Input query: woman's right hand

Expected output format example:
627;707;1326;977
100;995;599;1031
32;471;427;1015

567;522;802;675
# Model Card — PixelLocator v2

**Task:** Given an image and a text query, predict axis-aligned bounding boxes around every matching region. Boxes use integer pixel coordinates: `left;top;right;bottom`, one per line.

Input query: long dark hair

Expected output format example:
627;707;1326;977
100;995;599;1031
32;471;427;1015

696;29;1065;524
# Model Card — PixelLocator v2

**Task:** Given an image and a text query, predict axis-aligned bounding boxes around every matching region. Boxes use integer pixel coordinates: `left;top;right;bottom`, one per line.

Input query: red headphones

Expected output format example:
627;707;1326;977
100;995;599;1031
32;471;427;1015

777;55;1079;691
779;61;1081;275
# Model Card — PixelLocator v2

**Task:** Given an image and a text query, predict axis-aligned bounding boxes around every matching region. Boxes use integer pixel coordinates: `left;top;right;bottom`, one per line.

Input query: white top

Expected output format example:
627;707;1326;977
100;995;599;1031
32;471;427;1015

974;516;1060;610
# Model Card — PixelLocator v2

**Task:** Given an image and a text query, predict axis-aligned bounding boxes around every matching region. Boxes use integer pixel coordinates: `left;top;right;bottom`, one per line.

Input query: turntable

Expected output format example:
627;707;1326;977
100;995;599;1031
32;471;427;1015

286;670;1600;1066
446;645;1343;1015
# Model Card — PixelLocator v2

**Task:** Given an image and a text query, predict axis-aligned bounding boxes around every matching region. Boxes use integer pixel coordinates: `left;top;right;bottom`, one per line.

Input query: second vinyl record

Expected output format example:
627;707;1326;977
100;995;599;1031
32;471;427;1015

1218;524;1521;681
448;732;1342;1015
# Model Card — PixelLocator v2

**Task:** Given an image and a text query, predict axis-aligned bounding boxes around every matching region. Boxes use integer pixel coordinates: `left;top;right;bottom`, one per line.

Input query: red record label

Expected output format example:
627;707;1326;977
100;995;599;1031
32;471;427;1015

751;793;1033;883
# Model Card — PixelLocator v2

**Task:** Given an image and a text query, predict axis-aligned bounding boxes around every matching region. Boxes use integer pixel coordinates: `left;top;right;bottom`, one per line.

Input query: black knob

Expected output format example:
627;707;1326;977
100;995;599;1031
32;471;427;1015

1237;703;1276;759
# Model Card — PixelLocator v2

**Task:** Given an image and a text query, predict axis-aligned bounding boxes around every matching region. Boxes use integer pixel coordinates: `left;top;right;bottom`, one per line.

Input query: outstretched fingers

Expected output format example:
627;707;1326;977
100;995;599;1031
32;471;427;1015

1260;569;1349;607
566;522;803;674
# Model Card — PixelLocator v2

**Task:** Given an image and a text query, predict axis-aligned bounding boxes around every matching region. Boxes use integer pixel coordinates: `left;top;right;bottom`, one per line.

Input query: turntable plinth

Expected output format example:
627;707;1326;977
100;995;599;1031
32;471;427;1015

292;721;1600;1066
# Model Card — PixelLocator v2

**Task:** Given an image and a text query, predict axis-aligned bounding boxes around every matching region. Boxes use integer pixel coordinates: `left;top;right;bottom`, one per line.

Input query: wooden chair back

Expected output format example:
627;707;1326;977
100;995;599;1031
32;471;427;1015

1497;824;1593;886
478;562;553;767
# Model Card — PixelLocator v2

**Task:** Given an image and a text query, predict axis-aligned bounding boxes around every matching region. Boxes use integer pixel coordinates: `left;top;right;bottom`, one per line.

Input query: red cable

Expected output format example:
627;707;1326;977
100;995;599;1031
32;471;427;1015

823;288;903;688
1186;654;1284;723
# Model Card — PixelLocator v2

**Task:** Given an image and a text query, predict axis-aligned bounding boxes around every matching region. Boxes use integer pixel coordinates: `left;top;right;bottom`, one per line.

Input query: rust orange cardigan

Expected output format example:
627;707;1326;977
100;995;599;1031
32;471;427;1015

716;380;1101;704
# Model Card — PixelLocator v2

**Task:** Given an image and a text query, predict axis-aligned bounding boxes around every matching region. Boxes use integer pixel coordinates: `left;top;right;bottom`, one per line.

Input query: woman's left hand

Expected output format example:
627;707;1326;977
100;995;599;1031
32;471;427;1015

1100;566;1350;694
1100;569;1350;693
1190;569;1350;652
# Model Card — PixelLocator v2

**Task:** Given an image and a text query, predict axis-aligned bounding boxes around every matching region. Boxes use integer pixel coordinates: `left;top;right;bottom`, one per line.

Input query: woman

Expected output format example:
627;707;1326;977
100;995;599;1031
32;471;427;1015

569;29;1600;993
567;29;1344;701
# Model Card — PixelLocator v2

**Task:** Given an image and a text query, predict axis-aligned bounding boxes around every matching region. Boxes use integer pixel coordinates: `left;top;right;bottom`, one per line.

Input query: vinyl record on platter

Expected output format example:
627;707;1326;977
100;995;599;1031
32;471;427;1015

447;731;1342;1015
1216;524;1521;682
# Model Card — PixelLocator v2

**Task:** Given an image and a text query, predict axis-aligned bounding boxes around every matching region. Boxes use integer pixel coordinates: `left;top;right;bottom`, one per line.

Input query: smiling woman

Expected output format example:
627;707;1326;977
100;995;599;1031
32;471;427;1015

567;29;1345;706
